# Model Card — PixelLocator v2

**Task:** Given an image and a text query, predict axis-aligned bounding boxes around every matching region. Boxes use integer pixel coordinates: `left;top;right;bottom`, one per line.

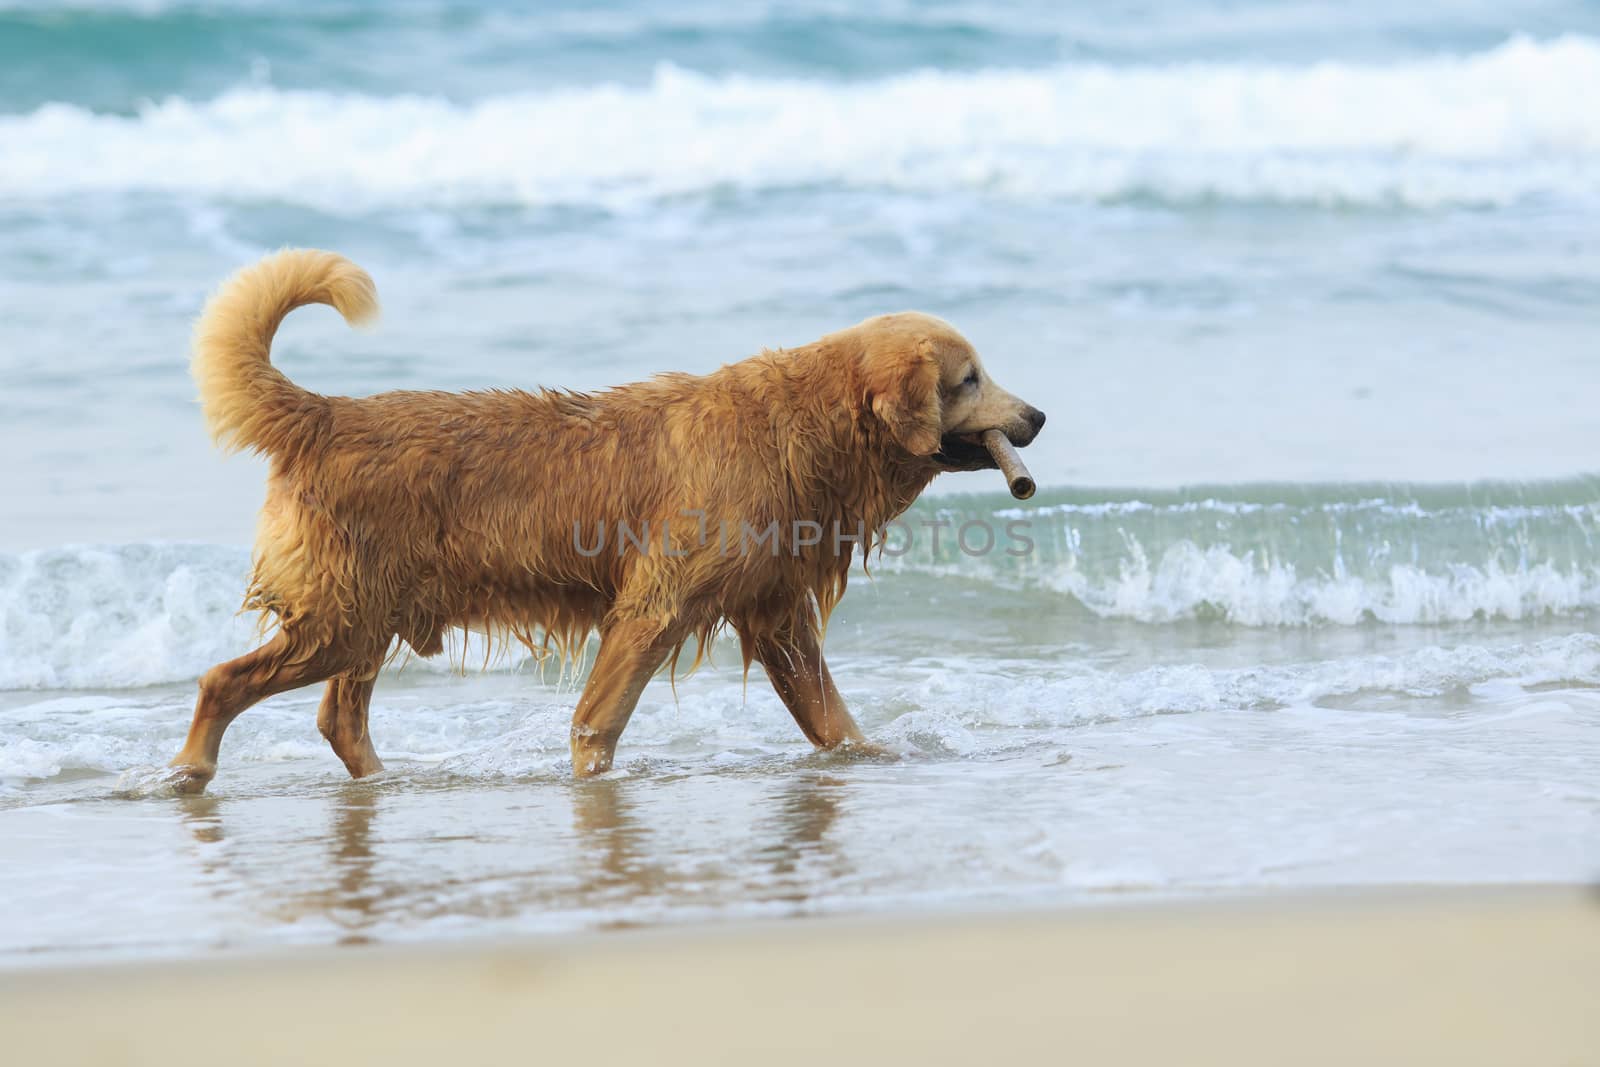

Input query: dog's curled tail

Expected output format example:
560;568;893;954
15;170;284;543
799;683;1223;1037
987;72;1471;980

192;248;379;456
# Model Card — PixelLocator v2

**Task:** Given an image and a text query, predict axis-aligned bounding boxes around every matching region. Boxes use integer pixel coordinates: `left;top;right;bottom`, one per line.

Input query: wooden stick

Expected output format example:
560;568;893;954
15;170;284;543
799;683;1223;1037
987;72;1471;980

982;429;1035;500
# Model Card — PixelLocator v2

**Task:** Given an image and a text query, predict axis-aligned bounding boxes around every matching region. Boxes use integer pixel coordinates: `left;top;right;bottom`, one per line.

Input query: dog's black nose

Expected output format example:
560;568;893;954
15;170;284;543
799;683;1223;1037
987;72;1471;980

1025;406;1046;432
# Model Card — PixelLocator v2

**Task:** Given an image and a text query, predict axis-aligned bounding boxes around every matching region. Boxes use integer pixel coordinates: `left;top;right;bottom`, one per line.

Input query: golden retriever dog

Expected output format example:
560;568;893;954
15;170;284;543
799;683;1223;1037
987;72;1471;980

168;249;1045;792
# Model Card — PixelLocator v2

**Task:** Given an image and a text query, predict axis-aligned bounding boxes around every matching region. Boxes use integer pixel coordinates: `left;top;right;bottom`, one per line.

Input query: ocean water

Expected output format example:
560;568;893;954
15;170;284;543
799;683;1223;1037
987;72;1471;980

2;0;1598;965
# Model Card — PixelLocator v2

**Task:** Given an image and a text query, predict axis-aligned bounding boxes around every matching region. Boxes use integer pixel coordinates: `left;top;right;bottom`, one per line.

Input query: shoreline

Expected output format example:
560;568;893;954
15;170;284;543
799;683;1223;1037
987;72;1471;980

5;886;1595;1064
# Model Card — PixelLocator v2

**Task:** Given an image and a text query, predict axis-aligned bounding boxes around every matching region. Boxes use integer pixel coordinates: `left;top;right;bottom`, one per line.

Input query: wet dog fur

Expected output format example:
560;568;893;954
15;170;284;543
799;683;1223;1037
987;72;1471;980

168;249;1044;790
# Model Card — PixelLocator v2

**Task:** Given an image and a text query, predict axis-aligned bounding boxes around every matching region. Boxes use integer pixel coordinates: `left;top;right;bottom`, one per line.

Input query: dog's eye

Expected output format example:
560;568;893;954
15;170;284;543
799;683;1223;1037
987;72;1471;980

961;370;979;388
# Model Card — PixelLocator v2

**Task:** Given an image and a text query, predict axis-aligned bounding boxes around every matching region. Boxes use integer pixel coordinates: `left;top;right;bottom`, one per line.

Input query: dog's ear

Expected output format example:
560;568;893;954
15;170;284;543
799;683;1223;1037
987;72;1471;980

861;345;941;456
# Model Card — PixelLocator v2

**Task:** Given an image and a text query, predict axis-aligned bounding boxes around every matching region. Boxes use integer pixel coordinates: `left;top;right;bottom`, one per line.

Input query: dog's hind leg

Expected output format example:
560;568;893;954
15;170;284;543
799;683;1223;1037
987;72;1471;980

317;668;384;779
168;633;353;795
748;625;865;749
569;618;679;777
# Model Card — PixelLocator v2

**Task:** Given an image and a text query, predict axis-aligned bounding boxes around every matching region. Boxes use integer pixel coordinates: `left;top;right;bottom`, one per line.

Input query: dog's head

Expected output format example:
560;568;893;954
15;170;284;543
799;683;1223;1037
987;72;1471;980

852;312;1045;471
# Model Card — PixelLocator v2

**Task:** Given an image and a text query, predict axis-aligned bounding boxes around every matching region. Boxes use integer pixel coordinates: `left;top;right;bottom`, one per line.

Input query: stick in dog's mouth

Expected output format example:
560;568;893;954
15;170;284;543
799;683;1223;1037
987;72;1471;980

981;429;1035;500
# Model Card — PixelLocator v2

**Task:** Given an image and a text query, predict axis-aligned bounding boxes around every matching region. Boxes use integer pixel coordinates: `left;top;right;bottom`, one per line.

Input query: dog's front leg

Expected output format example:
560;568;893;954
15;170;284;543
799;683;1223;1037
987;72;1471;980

570;619;678;776
751;625;866;749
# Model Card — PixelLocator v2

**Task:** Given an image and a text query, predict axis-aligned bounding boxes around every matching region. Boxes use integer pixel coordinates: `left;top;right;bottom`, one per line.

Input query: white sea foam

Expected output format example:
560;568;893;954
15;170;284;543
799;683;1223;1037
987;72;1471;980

0;543;572;691
1044;541;1600;626
5;633;1598;787
3;36;1598;208
0;543;256;690
889;633;1600;730
3;539;1598;692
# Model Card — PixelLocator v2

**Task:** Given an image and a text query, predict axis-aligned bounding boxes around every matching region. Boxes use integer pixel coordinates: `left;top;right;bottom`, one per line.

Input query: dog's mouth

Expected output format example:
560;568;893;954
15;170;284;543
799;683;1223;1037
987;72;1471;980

932;431;1000;471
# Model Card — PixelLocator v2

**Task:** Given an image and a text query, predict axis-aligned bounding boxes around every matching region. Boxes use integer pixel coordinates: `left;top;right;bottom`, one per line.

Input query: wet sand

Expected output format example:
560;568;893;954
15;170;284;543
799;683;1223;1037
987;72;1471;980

4;887;1595;1065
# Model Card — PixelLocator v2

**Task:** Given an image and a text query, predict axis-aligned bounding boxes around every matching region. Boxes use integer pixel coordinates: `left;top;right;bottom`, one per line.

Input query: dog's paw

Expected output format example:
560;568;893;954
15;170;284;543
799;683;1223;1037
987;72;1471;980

113;763;214;798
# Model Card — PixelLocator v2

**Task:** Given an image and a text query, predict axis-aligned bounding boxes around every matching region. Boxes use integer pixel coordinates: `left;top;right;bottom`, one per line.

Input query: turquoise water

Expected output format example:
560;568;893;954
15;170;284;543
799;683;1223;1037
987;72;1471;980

0;1;1597;963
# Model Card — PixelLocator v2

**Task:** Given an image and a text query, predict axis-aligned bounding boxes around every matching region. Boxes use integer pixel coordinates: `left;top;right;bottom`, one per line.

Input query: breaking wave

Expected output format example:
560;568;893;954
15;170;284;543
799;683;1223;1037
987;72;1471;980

887;477;1600;626
3;35;1598;208
3;478;1599;690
